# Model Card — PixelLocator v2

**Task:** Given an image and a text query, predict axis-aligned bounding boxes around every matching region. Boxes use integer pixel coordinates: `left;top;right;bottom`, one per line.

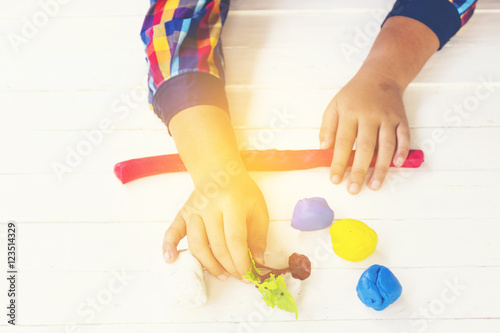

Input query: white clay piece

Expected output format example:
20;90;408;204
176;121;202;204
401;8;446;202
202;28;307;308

150;250;207;309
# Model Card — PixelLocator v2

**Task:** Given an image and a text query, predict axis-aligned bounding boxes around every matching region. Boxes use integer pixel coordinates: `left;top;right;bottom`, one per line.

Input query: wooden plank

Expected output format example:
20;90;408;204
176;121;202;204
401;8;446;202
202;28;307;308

1;0;498;18
14;218;500;272
223;12;495;48
2;83;499;131
0;16;145;52
1;12;497;52
0;44;497;91
0;1;149;18
3;320;500;333
1;170;498;223
223;45;500;88
0;90;163;131
1;127;499;174
15;267;500;324
230;0;500;11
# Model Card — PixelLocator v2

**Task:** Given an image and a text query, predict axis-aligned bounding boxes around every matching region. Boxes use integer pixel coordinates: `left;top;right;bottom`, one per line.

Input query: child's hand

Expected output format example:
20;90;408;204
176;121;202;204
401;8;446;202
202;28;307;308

319;15;440;194
161;172;269;281
319;69;410;194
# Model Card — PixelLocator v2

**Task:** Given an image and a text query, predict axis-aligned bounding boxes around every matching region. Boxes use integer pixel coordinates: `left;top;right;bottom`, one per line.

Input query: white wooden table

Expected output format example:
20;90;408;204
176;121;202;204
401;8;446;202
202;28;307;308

1;0;500;332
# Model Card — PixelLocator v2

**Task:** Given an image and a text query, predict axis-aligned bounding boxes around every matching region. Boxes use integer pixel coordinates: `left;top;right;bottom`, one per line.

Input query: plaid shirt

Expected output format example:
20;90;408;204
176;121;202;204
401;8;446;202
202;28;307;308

141;0;478;130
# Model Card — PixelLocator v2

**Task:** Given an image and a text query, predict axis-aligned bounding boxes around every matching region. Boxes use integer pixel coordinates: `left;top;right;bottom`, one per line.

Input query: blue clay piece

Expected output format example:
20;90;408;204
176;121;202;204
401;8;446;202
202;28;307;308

291;197;334;231
356;265;402;311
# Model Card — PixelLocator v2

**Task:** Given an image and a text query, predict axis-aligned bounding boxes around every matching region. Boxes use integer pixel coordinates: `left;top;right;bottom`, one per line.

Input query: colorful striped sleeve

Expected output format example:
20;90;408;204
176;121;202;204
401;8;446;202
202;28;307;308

384;0;478;49
140;0;230;131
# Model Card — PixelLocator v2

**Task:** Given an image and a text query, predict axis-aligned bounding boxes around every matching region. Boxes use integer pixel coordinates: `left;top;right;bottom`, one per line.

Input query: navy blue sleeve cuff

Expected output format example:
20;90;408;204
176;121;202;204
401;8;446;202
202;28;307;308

152;72;230;133
384;0;462;50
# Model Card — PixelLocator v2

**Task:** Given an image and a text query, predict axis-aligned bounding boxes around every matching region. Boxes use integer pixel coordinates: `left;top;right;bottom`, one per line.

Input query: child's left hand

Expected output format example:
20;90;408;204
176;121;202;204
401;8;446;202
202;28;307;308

319;69;411;194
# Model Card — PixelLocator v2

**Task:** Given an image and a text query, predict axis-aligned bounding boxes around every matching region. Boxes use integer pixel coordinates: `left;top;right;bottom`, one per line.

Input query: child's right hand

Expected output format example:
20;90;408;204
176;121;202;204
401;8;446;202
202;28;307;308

161;172;269;281
164;104;269;281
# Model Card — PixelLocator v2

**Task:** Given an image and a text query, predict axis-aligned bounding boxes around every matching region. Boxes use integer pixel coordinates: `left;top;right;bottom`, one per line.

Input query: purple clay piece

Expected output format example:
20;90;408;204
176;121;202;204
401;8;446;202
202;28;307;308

291;197;334;231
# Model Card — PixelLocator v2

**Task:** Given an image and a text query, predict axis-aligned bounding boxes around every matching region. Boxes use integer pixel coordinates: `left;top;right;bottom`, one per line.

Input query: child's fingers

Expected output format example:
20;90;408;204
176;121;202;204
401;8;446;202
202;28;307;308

162;213;186;263
223;207;250;279
319;100;339;149
393;120;411;167
368;123;397;190
347;122;378;194
203;212;238;278
247;202;269;266
330;117;357;185
186;214;228;280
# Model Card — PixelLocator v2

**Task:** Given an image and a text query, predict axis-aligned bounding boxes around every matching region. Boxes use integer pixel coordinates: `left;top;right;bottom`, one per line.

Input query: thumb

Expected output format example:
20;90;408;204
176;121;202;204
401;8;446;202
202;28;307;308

319;99;339;149
162;214;186;264
247;205;269;266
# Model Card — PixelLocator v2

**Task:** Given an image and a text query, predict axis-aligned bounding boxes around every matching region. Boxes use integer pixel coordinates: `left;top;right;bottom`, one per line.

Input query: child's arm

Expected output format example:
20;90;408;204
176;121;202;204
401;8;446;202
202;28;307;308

320;16;438;194
164;105;269;280
141;1;268;280
320;0;478;194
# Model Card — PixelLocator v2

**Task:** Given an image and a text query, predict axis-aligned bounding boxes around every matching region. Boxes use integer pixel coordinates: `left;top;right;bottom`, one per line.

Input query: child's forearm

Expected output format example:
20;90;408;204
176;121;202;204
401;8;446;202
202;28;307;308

359;16;440;90
169;105;246;187
166;105;269;279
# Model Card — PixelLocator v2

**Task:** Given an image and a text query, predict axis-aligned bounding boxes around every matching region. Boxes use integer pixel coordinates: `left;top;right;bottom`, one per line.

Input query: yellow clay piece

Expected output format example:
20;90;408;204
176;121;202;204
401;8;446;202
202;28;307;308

329;218;378;262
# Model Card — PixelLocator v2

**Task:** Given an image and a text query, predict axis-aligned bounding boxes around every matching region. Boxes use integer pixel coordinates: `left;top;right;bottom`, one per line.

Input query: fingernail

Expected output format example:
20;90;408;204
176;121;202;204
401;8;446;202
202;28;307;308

348;183;359;194
331;175;341;184
163;251;171;262
396;157;405;167
217;273;228;281
370;180;381;190
320;141;328;149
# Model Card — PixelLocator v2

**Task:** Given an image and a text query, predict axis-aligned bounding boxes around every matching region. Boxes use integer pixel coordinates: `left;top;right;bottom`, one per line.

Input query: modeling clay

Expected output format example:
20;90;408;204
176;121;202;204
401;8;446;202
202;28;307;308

291;197;334;231
150;250;207;309
329;218;378;262
114;149;425;184
244;252;312;319
356;265;402;311
254;253;312;282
